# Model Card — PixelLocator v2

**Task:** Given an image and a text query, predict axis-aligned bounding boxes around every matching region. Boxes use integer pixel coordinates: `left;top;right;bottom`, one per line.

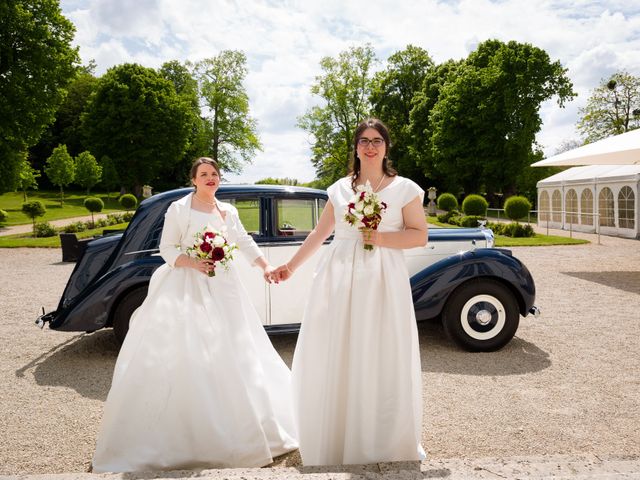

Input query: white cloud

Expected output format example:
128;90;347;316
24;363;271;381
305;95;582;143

61;0;640;181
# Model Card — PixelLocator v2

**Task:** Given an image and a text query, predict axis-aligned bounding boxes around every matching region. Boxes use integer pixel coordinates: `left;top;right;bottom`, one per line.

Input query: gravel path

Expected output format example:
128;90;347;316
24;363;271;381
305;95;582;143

1;233;639;475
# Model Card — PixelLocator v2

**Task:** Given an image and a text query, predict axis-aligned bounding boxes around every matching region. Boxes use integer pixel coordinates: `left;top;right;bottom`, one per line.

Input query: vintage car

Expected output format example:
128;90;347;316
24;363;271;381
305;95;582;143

36;185;539;351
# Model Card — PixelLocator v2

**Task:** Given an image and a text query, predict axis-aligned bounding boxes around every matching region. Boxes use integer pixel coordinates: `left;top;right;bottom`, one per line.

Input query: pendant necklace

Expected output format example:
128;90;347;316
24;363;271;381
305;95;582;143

373;173;386;192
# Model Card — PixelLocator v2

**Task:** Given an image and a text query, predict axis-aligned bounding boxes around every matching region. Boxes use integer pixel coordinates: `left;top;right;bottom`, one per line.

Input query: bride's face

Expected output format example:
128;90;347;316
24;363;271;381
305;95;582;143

192;163;221;195
356;127;387;167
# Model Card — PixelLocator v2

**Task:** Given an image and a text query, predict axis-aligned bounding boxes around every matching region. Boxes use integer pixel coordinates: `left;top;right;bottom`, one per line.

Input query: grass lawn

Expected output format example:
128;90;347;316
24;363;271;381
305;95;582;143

0;190;128;226
426;216;589;247
0;223;129;248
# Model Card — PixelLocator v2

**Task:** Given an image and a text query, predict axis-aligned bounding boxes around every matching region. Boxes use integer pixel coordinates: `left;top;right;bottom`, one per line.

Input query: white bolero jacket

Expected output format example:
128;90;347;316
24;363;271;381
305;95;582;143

158;192;263;268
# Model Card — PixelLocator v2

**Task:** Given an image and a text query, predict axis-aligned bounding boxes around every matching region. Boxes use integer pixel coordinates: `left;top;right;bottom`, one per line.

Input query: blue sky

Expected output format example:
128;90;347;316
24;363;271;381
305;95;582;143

60;0;640;184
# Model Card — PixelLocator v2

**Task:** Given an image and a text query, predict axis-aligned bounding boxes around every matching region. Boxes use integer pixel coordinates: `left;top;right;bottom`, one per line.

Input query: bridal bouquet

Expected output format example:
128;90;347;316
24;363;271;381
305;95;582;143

344;181;388;251
186;227;238;277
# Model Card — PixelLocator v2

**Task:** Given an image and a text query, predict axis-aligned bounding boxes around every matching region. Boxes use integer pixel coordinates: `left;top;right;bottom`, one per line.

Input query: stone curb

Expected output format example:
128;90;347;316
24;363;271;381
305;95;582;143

3;454;640;480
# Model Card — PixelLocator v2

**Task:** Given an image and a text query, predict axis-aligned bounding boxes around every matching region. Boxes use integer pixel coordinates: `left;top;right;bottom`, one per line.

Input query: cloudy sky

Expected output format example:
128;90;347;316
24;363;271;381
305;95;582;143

60;0;640;184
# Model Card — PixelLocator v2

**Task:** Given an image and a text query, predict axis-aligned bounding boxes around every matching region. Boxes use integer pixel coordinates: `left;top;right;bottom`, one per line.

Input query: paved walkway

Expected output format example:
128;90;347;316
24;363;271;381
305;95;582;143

0;212;120;237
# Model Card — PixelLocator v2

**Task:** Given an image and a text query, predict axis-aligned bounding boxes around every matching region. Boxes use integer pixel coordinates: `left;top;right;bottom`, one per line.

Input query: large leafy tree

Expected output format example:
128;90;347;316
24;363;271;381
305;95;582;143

298;45;377;187
192;51;261;174
30;70;99;186
82;63;192;193
408;59;462;192
158;60;209;188
370;45;434;187
0;0;79;193
428;40;575;198
577;71;640;143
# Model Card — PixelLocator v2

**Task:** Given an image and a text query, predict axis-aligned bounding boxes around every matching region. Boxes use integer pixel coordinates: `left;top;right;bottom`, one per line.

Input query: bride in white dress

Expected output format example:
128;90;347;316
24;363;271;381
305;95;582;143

274;119;428;466
92;157;298;473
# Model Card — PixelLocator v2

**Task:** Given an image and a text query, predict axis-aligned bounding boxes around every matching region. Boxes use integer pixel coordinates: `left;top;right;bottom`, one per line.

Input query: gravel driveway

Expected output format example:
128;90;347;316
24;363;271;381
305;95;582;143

1;234;639;475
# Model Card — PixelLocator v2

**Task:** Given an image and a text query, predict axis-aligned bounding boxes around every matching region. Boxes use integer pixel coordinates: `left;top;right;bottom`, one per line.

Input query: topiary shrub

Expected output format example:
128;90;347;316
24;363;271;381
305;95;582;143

460;215;485;228
461;194;488;216
34;222;56;237
437;193;458;212
84;197;104;226
437;210;460;224
0;209;8;223
122;211;134;222
22;201;46;236
504;196;532;221
119;194;137;211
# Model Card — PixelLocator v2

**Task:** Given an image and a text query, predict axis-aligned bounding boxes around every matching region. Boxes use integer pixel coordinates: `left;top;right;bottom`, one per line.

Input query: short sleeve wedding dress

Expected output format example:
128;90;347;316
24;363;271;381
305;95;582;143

292;176;426;466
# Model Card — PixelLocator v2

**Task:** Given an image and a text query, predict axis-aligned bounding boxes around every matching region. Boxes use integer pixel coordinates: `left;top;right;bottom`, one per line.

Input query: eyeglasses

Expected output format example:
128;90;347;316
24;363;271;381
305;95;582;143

357;137;385;148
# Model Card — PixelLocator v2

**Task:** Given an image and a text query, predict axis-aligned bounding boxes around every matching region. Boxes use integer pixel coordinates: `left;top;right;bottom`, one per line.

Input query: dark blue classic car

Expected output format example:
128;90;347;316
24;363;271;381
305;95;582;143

37;185;538;351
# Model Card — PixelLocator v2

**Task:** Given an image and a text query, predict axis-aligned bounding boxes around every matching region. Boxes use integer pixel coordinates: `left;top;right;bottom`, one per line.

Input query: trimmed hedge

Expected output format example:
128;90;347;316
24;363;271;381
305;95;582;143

461;194;488;216
119;194;137;211
437;193;458;212
34;222;56;237
504;196;532;221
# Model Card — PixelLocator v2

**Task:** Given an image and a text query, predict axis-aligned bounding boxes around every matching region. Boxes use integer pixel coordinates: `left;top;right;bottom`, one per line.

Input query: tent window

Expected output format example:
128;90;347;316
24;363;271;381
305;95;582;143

539;191;550;221
580;188;593;226
618;186;635;229
552;190;562;223
565;189;578;225
599;187;615;227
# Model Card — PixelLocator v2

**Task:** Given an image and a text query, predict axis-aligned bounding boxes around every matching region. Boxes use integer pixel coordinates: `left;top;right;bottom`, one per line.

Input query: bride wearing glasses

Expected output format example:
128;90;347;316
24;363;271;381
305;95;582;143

274;118;428;466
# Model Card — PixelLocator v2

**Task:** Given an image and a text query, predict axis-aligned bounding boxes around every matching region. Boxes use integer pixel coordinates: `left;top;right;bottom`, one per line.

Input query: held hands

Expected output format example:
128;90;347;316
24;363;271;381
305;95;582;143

271;263;295;283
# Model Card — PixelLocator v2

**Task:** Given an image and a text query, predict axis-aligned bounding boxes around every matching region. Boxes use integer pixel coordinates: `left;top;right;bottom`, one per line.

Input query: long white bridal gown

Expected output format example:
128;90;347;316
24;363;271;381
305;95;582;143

92;194;298;473
292;175;426;466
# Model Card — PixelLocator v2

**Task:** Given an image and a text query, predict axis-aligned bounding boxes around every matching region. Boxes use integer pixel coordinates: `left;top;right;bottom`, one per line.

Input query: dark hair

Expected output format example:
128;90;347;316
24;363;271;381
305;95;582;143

190;157;221;190
349;118;397;191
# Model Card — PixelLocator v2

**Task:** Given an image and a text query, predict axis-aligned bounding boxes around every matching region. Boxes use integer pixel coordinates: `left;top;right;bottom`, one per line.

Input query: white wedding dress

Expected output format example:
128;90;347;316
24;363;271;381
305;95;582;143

92;199;298;473
292;176;426;466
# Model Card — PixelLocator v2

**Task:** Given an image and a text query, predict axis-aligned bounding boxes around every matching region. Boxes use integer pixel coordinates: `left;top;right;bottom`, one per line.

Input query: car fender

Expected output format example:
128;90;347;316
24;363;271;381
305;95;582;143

50;256;163;332
410;248;536;321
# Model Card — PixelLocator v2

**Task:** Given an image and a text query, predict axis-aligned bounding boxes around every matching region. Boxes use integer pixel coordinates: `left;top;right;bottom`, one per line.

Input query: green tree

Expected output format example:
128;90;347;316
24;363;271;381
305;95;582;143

192;51;262;173
21;200;46;236
298;45;377;186
408;59;462;191
0;0;79;193
370;45;434;185
83;197;104;226
75;151;102;194
99;155;120;199
18;155;41;202
429;40;575;199
158;60;208;189
45;144;75;205
577;71;640;143
82;63;192;194
255;177;300;185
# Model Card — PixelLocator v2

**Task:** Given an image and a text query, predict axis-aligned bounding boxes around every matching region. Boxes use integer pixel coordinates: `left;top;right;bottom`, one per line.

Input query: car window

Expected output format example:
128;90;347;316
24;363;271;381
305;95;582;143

226;198;260;235
275;198;325;237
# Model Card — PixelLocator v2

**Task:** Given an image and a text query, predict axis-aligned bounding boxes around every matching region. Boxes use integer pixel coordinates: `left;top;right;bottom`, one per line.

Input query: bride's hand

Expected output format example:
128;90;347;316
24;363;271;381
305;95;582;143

262;265;278;284
361;228;381;246
190;257;215;275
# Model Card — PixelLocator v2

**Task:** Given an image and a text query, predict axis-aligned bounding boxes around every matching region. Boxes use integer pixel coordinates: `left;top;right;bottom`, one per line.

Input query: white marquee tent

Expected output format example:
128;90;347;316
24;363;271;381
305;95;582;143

536;165;640;238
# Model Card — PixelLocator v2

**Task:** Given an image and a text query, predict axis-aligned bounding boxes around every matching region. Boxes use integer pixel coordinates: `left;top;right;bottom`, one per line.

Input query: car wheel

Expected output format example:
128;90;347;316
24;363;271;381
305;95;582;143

442;279;519;352
112;286;148;344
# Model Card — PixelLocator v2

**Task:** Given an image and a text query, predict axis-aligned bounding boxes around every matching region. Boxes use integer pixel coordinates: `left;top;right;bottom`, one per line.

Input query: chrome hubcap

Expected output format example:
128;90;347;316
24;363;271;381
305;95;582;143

475;309;492;325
